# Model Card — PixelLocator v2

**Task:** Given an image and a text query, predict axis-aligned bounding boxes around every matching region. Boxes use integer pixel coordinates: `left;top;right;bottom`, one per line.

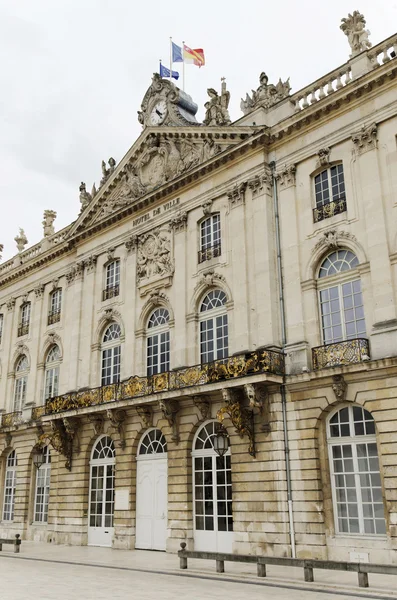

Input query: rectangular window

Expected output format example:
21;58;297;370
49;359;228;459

18;303;31;336
200;316;228;363
313;165;346;222
3;468;16;521
44;367;59;400
103;260;120;300
48;289;62;325
34;465;51;523
101;346;121;386
199;215;221;263
14;377;27;412
320;280;366;344
147;331;170;376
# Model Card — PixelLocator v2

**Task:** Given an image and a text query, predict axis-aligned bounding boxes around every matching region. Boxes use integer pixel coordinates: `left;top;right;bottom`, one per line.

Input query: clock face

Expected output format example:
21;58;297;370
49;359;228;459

149;100;167;125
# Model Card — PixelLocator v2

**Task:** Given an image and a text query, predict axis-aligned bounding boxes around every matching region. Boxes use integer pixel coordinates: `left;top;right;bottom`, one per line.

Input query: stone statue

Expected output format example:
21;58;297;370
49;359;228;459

15;228;28;252
100;157;117;187
42;210;57;238
340;11;371;57
203;79;231;126
240;72;291;114
0;243;4;261
79;182;92;211
332;375;347;402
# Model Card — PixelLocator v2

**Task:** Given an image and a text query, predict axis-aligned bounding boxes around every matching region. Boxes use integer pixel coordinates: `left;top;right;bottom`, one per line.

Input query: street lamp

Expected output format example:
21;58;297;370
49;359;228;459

33;449;45;470
213;424;229;457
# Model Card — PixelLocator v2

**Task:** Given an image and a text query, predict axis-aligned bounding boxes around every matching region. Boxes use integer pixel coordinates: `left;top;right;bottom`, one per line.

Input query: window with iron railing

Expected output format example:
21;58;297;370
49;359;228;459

18;302;31;337
103;260;120;300
199;214;221;263
313;165;346;223
48;288;62;325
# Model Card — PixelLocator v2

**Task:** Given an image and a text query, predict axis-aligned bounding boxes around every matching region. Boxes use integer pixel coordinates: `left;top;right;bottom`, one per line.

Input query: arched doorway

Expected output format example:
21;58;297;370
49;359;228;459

136;429;168;550
88;436;115;547
192;421;233;552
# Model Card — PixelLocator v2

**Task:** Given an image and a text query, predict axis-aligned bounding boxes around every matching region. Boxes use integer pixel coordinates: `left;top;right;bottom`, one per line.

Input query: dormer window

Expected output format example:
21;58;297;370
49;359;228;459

313;164;346;223
103;260;120;301
18;302;31;337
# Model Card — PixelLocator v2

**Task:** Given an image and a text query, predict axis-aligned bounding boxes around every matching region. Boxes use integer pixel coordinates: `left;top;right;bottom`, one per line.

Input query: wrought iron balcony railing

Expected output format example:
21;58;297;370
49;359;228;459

312;338;370;370
17;323;29;337
198;243;221;264
313;197;347;223
1;411;22;428
31;406;46;420
102;284;120;301
45;348;285;416
48;309;61;325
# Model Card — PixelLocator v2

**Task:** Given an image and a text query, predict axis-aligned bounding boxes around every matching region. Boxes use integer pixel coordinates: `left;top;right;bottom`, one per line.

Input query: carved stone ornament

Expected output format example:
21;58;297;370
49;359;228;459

340;11;371;57
125;234;139;253
42;210;57;238
275;164;296;189
202;200;213;216
244;383;270;433
66;261;85;285
193;396;210;421
79;182;92;212
39;418;79;471
217;388;255;457
15;228;28;253
332;375;347;402
317;147;331;168
136;405;153;428
138;73;199;128
100;157;116;187
313;230;357;254
87;414;104;436
107;247;116;262
159;399;179;443
84;255;98;273
240;72;291;115
51;278;59;291
7;297;16;311
203;79;231;126
227;182;247;208
5;432;12;447
106;409;126;450
248;168;272;197
21;293;29;304
34;283;45;299
169;210;188;232
352;123;378;155
194;269;226;294
136;227;174;284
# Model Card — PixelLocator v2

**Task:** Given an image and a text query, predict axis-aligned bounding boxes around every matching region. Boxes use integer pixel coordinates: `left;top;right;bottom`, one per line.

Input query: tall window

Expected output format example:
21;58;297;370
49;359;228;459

18;302;31;336
0;313;3;344
313;164;346;222
147;308;170;376
103;260;120;300
199;290;228;363
328;405;386;536
14;355;28;412
44;345;61;400
3;450;17;521
34;446;51;523
318;250;366;344
101;323;121;386
48;289;62;325
199;214;221;263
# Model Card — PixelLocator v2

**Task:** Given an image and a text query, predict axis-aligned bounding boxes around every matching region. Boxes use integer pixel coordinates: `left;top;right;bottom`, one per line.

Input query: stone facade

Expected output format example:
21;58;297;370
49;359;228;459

0;18;397;564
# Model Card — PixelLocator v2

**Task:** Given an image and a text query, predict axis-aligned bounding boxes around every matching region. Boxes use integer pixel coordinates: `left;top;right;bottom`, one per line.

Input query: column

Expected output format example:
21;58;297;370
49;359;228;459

170;211;188;368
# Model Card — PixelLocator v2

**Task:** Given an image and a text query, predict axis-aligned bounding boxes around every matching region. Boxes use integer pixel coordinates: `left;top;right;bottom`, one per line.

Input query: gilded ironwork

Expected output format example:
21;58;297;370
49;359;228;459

217;389;255;457
312;338;370;370
1;411;22;428
45;348;284;416
102;285;120;301
32;406;45;420
198;242;222;264
38;418;79;470
313;198;347;223
47;310;61;325
17;324;29;337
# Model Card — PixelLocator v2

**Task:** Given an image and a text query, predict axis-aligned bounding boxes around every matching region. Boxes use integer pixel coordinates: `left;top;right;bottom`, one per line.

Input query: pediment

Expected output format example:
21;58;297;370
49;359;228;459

67;126;254;239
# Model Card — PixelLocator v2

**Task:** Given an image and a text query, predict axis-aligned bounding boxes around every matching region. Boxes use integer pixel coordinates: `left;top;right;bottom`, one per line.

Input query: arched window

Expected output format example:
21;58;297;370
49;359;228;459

199;290;228;363
147;308;170;376
34;446;51;523
3;450;17;521
193;421;233;544
44;345;61;401
199;214;221;263
328;405;386;536
103;259;120;300
48;288;62;325
101;323;121;386
18;302;31;337
317;250;365;344
14;355;28;412
138;429;167;455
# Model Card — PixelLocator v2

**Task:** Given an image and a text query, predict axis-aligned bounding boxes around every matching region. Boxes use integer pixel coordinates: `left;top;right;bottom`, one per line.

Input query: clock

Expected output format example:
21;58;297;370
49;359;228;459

149;100;168;125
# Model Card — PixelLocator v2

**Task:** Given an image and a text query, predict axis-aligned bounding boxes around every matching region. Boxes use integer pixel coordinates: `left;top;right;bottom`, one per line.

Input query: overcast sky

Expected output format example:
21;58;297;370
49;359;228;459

0;0;396;261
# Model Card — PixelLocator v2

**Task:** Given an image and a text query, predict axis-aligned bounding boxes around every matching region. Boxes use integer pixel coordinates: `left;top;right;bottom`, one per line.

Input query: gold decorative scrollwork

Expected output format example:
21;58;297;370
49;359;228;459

217;389;256;457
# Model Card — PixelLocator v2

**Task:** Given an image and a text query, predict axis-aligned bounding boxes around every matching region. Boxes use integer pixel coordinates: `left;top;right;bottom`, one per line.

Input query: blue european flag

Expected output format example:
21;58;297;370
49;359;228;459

159;62;179;80
172;42;183;63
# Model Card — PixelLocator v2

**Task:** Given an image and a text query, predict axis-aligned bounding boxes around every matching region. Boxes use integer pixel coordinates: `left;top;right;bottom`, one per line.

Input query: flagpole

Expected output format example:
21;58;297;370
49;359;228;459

182;40;185;92
169;36;173;82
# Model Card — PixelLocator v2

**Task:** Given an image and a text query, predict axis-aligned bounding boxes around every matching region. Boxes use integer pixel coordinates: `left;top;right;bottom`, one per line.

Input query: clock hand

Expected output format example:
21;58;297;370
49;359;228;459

156;109;163;117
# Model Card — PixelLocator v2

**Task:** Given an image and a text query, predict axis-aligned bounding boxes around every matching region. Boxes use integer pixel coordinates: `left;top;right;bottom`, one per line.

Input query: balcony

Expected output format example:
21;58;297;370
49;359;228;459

0;411;22;428
102;284;120;301
32;406;46;420
17;323;29;337
198;243;221;264
312;338;370;370
48;309;61;325
313;197;347;223
45;348;285;416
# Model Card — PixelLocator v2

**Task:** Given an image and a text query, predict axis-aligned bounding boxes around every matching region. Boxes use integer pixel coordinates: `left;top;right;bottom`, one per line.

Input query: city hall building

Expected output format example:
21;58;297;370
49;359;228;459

0;14;397;564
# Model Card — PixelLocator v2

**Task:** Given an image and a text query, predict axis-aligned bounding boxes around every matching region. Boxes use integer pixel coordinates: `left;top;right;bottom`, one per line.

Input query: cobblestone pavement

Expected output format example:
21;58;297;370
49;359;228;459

1;543;397;600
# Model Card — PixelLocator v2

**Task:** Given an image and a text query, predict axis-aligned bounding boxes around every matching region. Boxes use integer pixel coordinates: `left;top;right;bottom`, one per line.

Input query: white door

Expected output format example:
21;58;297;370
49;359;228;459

88;436;116;547
193;421;234;553
136;429;168;551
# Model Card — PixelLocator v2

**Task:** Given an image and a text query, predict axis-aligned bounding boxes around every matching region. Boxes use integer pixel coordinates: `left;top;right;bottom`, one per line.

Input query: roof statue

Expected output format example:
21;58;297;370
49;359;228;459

42;210;57;238
340;11;371;57
14;228;28;253
100;157;116;187
240;72;291;114
0;243;3;261
203;78;231;126
79;182;92;212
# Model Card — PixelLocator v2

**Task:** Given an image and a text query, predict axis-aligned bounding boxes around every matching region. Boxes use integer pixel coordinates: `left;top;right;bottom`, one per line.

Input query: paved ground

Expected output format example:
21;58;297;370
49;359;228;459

1;542;397;600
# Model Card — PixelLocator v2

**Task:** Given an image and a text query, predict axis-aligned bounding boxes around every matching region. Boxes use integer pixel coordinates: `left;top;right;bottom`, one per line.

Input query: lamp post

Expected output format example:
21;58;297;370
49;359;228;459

213;424;229;457
33;449;45;470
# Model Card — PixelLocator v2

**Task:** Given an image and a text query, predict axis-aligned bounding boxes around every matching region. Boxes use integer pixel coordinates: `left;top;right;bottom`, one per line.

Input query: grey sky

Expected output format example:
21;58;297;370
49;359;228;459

0;0;396;261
